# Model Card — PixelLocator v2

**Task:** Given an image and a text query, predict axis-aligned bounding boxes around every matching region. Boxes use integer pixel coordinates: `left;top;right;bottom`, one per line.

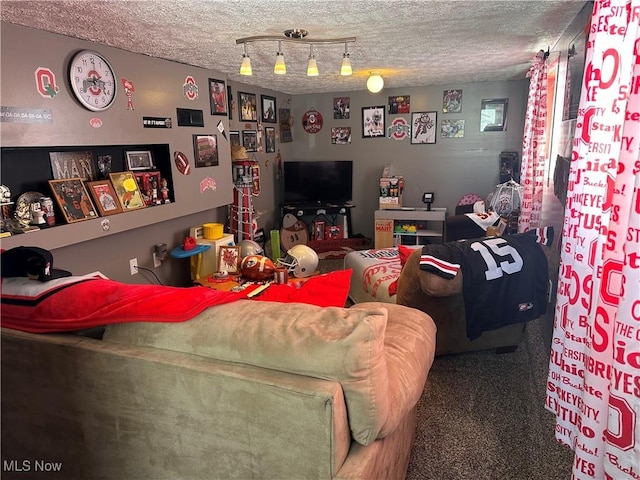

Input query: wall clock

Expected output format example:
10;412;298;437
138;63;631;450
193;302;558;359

68;50;117;112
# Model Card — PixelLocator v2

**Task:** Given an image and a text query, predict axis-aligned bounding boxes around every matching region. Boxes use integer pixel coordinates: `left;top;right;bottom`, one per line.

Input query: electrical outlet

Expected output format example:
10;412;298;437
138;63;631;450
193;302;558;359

153;253;162;268
129;258;138;275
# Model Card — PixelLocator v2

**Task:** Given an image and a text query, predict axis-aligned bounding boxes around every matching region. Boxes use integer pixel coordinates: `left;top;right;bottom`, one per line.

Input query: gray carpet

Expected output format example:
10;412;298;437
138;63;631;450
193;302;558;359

406;317;574;480
317;258;574;480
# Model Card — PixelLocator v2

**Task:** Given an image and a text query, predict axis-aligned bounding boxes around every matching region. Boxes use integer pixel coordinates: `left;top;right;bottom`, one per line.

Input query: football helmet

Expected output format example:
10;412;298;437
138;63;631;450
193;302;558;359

277;244;319;278
238;239;263;259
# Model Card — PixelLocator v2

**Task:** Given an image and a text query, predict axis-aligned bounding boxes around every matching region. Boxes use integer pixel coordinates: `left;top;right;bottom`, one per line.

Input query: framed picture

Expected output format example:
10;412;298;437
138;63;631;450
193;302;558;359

87;180;123;215
208;78;227;116
265;127;276;153
362;106;385;138
132;171;162;206
238;91;257;121
109;171;146;211
125;150;154;171
480;98;508;132
48;178;99;223
218;245;241;274
227;85;233;120
411;111;437;144
49;151;95;181
442;119;466;138
279;108;292;142
193;134;219;167
333;97;350;119
313;220;326;241
261;95;277;123
242;130;257;152
331;127;352;144
229;130;241;147
442;90;463;113
388;95;410;114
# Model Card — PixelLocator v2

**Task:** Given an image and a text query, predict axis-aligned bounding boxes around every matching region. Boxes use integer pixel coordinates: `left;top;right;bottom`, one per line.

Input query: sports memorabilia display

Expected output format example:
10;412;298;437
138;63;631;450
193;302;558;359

68;50;117;112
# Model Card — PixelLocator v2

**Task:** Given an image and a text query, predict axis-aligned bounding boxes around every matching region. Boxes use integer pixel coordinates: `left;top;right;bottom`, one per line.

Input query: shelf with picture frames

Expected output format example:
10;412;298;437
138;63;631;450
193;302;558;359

0;143;175;251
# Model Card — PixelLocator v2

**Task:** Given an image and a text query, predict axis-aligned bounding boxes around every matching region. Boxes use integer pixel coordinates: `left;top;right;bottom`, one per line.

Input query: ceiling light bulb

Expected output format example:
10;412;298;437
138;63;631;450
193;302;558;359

307;56;319;76
274;41;286;75
367;74;384;93
341;53;352;76
240;53;252;76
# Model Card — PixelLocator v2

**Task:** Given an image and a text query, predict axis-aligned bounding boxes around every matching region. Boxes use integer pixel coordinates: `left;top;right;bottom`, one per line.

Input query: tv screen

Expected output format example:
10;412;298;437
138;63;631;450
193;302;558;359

283;160;353;205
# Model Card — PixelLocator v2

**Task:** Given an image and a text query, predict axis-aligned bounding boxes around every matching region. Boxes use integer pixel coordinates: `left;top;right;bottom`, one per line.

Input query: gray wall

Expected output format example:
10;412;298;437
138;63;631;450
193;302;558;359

290;82;528;237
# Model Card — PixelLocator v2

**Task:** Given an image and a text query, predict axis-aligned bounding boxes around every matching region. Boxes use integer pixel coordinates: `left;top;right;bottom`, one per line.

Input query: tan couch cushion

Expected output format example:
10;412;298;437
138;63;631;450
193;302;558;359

104;299;389;446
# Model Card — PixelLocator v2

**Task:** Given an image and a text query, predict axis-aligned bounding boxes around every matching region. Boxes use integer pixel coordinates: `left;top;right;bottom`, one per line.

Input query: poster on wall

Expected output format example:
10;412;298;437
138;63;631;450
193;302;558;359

442;89;462;113
279;108;292;142
441;119;465;138
410;112;436;144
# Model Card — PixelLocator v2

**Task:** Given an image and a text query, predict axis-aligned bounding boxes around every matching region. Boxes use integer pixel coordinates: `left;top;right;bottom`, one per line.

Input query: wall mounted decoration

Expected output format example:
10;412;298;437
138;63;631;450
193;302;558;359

387;117;411;140
410;112;437;144
173;151;191;175
362;106;385;138
331;127;352;144
333;97;350;119
121;78;135;110
265;127;276;153
87;180;123;216
442;89;463;113
48;178;98;223
125;150;155;171
109;171;146;211
193;134;218;167
480;98;508;131
50;151;95;180
442;119;465;138
302;108;323;134
34;67;59;98
279;108;293;142
68;50;116;111
239;92;257;121
183;75;199;100
261;95;277;123
208;78;227;115
242;130;258;152
133;171;162;205
230;131;241;147
388;96;410;114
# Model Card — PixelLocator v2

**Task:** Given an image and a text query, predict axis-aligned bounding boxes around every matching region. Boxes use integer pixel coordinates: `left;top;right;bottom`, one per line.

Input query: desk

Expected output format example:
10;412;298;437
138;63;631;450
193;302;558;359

170;244;211;280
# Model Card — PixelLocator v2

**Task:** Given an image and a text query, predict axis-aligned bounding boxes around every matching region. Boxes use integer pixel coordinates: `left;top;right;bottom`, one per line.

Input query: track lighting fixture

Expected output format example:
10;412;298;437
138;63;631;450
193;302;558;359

239;43;252;76
274;41;286;74
236;29;355;77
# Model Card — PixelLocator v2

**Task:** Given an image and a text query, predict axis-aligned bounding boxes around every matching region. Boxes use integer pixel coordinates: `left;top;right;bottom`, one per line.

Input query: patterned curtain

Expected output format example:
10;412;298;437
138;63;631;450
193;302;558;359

518;51;548;233
545;1;640;479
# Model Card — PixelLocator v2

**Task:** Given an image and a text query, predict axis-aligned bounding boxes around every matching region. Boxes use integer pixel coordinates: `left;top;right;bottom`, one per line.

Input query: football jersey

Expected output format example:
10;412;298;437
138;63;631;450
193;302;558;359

420;228;552;339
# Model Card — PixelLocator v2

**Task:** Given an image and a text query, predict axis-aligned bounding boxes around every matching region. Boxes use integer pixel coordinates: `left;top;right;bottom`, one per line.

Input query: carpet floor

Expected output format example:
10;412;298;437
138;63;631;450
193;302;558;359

406;316;574;480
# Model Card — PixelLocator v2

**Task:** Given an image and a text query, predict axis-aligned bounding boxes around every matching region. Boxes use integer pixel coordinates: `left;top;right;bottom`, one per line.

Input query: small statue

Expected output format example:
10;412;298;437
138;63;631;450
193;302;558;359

160;178;170;204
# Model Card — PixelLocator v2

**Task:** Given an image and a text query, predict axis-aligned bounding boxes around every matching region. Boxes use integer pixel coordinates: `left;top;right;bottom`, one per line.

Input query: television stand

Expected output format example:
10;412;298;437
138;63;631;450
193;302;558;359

280;202;355;243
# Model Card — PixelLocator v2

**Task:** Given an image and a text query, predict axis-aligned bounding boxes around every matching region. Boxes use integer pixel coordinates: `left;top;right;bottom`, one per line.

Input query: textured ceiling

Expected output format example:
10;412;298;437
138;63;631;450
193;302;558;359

1;0;588;95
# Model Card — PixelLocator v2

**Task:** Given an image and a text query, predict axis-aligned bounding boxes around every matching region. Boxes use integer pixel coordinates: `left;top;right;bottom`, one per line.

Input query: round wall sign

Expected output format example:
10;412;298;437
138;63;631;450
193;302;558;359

302;108;323;134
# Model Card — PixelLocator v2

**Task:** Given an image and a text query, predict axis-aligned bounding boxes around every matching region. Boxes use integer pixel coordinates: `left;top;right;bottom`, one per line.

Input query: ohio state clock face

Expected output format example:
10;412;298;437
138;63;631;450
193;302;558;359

68;50;117;111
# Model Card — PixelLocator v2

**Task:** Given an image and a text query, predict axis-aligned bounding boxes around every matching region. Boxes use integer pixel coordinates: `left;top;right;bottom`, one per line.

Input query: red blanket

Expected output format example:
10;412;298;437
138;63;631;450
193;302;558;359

1;277;246;333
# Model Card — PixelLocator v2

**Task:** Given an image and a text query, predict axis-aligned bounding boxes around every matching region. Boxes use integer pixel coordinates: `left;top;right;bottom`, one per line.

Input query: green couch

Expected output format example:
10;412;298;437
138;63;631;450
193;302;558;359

1;299;436;479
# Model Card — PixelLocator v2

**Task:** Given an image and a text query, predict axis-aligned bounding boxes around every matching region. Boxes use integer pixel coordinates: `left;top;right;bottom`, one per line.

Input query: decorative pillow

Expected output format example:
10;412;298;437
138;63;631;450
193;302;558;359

387;245;415;296
104;299;390;446
254;269;352;307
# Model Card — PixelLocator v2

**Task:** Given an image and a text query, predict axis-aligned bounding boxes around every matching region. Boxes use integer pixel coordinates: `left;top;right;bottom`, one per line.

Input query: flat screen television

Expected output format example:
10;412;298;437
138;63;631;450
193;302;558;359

283;160;353;205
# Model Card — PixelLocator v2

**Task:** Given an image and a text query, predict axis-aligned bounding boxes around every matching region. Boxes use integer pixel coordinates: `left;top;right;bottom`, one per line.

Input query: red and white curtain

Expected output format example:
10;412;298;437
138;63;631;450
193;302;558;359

545;1;640;479
519;50;548;232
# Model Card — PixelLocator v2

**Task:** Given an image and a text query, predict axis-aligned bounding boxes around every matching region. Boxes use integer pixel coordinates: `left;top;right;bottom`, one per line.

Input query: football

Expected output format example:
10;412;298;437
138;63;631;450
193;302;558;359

173;150;191;175
240;255;276;281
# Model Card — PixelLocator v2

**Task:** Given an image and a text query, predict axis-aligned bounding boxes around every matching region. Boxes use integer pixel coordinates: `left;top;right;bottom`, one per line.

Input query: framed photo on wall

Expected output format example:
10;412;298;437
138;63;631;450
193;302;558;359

238;91;257;121
333;97;350;119
109;171;146;211
265;127;276;153
442;89;463;113
331;127;351;144
229;130;241;147
362;106;385;138
480;98;508;132
87;180;123;216
193;134;219;167
208;78;227;116
261;95;277;123
48;178;98;223
442;119;466;138
411;111;437;144
242;130;257;152
125;150;154;171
